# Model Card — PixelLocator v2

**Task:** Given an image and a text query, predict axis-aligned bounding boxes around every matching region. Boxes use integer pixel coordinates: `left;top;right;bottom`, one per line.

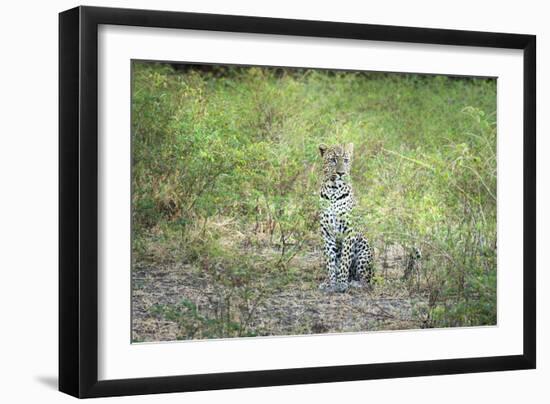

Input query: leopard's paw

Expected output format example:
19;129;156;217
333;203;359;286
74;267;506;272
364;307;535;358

318;281;333;292
334;281;349;293
319;280;349;293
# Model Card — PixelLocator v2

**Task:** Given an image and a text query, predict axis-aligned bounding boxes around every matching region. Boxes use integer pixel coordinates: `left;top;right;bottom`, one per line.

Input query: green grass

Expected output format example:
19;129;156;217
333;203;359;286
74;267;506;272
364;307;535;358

131;61;497;336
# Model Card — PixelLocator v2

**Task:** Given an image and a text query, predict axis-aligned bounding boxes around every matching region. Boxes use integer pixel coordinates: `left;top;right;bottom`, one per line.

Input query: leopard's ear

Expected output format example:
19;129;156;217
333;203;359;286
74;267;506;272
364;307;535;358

319;144;328;156
346;143;354;155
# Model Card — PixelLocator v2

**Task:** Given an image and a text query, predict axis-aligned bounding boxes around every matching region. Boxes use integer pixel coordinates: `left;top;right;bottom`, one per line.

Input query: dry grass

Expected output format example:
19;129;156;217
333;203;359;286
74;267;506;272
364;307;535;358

132;244;426;342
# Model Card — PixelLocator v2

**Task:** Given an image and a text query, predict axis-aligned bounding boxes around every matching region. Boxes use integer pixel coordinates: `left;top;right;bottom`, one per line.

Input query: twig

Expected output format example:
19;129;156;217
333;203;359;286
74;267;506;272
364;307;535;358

381;147;435;171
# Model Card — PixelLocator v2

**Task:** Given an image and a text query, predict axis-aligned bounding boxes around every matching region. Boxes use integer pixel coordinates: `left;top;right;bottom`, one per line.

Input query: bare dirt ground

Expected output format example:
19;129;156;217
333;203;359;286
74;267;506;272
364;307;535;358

132;245;428;342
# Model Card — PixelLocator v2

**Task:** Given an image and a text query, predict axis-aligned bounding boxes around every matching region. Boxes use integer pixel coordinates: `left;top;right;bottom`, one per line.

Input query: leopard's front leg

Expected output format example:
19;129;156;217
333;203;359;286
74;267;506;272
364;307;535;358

319;226;340;291
334;234;356;291
329;209;357;292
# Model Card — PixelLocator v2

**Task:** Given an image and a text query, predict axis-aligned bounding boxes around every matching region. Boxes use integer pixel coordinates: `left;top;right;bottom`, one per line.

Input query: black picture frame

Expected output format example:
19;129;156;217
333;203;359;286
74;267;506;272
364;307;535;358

59;5;536;398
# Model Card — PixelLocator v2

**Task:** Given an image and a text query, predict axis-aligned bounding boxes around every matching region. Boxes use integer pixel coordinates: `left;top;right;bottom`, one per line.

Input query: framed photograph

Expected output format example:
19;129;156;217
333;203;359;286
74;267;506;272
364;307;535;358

59;6;536;398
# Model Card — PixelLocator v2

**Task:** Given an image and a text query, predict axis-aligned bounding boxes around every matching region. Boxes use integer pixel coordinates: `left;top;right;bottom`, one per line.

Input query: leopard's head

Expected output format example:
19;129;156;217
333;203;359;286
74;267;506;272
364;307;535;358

318;143;354;182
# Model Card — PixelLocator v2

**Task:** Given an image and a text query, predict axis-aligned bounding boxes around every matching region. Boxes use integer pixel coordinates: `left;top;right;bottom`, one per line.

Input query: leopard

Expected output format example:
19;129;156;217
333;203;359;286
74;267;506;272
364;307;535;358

317;143;374;293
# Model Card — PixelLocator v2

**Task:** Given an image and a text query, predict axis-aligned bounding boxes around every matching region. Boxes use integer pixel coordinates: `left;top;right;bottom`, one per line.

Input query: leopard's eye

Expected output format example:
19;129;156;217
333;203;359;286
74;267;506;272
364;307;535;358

344;158;350;163
331;158;337;164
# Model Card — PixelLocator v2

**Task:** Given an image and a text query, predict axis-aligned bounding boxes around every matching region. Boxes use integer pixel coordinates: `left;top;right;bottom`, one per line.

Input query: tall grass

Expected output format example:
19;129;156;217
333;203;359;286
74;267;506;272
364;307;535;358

132;61;497;332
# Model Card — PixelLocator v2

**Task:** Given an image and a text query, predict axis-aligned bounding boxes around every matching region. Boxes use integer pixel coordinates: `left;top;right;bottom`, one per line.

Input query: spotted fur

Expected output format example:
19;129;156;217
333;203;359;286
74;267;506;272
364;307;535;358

318;143;374;293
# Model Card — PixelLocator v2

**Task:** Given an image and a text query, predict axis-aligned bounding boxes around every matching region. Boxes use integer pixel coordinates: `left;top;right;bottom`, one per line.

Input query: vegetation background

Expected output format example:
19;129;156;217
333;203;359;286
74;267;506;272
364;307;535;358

131;61;497;342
